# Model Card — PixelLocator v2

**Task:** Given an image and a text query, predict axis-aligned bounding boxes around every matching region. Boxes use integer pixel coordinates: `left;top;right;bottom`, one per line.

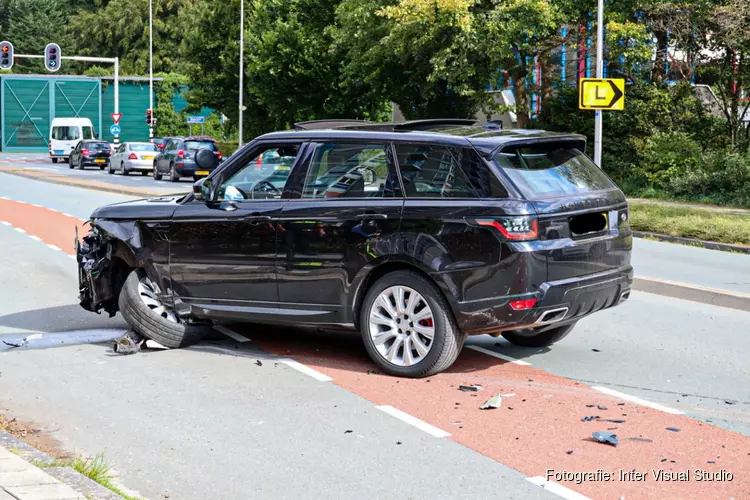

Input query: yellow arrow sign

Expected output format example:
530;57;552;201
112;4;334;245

578;78;625;111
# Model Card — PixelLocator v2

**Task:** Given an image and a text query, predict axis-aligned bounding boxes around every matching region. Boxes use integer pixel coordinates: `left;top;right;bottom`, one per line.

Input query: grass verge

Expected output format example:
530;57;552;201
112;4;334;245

629;202;750;246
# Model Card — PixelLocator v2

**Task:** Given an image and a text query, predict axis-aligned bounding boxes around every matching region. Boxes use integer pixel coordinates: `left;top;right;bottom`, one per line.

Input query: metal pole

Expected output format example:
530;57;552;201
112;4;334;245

594;0;604;167
238;0;244;147
114;57;120;145
149;0;154;140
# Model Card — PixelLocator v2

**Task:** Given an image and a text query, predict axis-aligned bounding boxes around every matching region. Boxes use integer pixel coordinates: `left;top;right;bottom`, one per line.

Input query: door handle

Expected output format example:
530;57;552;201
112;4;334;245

355;213;388;220
243;214;272;225
219;202;238;212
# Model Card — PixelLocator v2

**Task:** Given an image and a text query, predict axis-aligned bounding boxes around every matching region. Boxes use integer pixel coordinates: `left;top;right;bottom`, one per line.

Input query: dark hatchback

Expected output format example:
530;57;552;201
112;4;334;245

69;140;112;170
153;136;222;182
76;119;632;377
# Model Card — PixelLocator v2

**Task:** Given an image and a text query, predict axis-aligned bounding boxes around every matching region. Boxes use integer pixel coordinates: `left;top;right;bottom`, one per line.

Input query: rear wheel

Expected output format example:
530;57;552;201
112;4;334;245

99;165;106;170
52;158;58;164
169;163;179;182
360;270;464;378
501;323;576;348
153;162;162;181
141;171;148;176
118;269;210;348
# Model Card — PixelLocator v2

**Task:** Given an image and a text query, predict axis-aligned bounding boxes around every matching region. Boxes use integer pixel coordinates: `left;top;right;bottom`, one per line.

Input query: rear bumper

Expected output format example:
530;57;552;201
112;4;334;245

449;265;633;334
124;160;153;171
176;160;215;176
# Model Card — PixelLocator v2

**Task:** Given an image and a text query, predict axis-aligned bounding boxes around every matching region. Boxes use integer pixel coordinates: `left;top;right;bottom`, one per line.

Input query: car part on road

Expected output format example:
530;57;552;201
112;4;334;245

500;323;577;347
480;394;502;410
458;385;482;392
360;271;465;378
113;330;144;354
592;431;619;447
119;269;210;348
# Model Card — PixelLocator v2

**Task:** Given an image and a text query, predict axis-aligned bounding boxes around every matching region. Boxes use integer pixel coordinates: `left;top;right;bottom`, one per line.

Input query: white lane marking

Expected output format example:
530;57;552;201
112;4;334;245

30;203;42;208
15;200;27;204
376;405;451;438
14;227;26;234
278;358;333;382
214;325;251;343
526;477;591;500
29;235;41;241
1;221;10;226
0;196;9;200
47;244;62;251
69;255;77;260
592;386;684;415
467;345;532;366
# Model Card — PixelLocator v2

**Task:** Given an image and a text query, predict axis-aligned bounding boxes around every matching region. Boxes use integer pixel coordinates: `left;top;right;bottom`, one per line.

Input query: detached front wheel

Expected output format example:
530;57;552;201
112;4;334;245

360;270;464;378
118;269;210;348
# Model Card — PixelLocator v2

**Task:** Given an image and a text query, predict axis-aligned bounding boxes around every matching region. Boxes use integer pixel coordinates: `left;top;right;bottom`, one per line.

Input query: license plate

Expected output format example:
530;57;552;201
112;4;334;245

195;171;209;176
142;156;154;161
95;159;106;163
54;150;64;155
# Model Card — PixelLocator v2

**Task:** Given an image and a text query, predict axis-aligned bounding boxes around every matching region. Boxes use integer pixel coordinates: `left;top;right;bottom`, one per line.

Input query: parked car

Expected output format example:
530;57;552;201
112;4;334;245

49;117;96;163
68;140;112;170
109;142;159;176
152;136;223;182
76;119;633;378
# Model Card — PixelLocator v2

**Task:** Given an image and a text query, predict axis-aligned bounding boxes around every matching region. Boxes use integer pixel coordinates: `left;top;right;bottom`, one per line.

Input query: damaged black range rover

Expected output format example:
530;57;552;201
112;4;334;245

77;119;633;377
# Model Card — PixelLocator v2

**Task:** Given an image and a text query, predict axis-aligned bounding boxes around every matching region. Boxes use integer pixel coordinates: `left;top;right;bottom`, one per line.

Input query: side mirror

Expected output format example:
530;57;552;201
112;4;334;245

193;177;215;202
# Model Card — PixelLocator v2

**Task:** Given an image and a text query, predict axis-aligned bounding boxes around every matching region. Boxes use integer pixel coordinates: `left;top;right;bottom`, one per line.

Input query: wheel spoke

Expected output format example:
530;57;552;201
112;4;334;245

370;310;396;327
412;307;432;322
377;294;398;318
405;291;419;316
385;336;404;363
402;337;415;366
413;323;435;340
411;334;430;357
372;330;397;346
395;287;406;314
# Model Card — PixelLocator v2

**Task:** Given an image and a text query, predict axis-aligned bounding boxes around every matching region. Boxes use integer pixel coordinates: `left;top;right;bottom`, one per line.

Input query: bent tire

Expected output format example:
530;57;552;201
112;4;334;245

118;269;209;348
360;270;464;378
501;322;576;348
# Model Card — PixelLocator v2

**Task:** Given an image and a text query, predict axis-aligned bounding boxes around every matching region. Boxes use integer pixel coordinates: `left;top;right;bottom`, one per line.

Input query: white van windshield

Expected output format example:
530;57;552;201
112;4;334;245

82;126;95;140
52;126;80;141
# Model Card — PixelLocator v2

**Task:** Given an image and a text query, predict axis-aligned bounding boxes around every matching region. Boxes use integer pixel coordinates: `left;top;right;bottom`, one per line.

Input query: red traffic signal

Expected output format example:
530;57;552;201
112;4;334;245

0;41;13;71
145;109;153;125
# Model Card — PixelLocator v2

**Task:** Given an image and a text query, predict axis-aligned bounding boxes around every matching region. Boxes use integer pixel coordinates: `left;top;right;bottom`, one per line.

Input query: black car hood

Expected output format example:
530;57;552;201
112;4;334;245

90;194;186;221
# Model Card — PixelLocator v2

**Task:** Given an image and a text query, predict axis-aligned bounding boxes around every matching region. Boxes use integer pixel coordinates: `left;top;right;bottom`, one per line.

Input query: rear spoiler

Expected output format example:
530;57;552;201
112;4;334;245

486;135;588;159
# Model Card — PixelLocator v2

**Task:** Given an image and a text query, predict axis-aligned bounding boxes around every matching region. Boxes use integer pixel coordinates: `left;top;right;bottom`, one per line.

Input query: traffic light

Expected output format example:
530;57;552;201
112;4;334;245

44;43;61;72
0;41;13;71
145;109;153;126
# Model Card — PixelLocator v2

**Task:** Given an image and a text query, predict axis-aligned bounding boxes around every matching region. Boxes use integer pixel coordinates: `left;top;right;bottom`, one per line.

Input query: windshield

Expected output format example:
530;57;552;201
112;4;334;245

494;143;615;198
185;140;216;151
52;126;79;141
131;143;158;152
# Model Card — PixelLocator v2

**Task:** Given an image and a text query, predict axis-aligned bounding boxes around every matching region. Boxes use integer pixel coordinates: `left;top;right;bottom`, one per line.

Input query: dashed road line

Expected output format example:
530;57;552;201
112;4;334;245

29;235;42;241
278;358;333;382
47;244;62;251
14;227;26;234
376;405;451;438
214;325;251;343
526;477;592;500
466;345;532;366
592;386;684;415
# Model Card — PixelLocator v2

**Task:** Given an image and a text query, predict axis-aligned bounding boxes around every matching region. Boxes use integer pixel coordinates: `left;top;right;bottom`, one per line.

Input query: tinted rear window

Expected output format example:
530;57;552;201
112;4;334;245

494;144;615;198
185;140;216;151
86;142;110;151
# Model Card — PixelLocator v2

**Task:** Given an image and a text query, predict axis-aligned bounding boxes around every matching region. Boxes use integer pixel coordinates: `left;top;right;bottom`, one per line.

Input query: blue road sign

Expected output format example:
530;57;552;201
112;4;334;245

187;116;205;124
110;124;121;135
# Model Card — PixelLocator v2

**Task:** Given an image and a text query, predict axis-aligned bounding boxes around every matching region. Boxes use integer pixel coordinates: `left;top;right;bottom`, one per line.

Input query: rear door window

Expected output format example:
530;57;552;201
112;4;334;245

494;143;615;199
185;140;217;152
82;126;95;140
395;144;507;198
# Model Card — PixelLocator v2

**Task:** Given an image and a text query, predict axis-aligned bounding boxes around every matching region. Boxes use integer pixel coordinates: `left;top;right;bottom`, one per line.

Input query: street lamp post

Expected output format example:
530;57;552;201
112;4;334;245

149;0;154;140
238;0;244;147
594;0;604;166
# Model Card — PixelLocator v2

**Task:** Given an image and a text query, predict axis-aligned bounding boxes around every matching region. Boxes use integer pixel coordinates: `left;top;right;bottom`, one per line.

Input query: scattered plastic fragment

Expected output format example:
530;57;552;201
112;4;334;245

112;330;143;355
725;400;736;405
592;349;601;352
708;461;715;464
600;419;626;424
660;458;667;462
256;360;263;366
581;416;599;422
666;427;680;432
566;450;574;455
2;333;43;349
397;441;402;445
626;437;653;443
607;427;618;431
501;393;516;398
344;430;353;434
480;394;502;410
592;431;618;447
367;370;379;375
617;403;625;406
458;385;482;392
586;404;595;408
598;405;608;410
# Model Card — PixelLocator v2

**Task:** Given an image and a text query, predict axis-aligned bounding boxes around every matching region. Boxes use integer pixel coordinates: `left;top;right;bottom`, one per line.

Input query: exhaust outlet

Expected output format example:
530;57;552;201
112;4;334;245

619;291;631;303
535;307;569;325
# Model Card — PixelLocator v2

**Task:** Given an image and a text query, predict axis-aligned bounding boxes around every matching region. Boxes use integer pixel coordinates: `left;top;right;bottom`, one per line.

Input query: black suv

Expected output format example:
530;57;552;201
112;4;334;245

76;119;632;377
153;136;223;182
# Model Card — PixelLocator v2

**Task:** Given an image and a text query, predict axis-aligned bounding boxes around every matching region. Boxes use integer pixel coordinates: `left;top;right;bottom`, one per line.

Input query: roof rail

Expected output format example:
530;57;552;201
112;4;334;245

293;119;374;130
393;118;477;131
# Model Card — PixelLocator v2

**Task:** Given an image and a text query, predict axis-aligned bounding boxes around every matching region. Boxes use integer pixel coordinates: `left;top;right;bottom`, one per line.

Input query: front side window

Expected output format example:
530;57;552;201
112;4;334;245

302;143;392;199
395;144;507;198
217;144;301;201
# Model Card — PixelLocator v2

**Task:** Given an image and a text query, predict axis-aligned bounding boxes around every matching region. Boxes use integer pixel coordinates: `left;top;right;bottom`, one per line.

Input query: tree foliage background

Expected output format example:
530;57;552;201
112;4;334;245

1;0;750;205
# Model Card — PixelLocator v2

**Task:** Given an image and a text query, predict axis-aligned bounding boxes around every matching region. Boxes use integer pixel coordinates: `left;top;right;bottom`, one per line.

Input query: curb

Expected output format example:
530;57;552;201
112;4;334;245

633;276;750;312
0;431;124;500
0;166;180;198
633;231;750;255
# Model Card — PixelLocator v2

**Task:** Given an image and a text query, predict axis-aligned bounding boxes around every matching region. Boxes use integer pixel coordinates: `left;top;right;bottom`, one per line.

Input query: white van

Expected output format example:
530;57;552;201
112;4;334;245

49;118;97;163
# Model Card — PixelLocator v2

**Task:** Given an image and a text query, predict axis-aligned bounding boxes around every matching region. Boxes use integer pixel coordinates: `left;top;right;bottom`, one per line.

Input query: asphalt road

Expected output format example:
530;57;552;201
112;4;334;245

0;170;749;500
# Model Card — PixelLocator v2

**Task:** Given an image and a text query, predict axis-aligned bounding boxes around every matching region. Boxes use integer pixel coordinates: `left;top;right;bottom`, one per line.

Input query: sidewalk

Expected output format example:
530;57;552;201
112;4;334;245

0;446;85;500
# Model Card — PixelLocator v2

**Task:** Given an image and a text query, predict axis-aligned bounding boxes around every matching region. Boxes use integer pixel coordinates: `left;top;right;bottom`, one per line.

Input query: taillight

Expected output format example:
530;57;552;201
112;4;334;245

509;298;537;310
217;151;223;160
128;153;138;160
177;150;185;159
158;143;165;149
81;149;90;156
477;217;538;241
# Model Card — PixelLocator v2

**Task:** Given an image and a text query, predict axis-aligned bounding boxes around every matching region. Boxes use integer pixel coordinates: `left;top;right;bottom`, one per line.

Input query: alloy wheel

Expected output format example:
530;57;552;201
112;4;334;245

368;285;435;367
137;275;181;324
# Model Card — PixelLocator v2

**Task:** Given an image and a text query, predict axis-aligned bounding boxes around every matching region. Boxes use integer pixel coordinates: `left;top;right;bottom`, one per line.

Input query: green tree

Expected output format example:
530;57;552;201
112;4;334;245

3;0;72;74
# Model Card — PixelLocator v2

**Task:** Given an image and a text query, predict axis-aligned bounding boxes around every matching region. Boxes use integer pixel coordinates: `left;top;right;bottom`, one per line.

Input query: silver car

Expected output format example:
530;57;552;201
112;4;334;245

108;142;160;176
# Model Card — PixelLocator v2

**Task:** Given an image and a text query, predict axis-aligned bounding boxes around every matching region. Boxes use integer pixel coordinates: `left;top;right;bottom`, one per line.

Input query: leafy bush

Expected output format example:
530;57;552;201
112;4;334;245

634;131;702;189
667;151;750;207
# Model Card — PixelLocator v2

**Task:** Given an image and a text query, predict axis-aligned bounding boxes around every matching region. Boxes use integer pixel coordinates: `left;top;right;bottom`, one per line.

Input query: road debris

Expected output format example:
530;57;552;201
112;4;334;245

626;437;653;443
600;419;626;424
661;458;668;462
458;384;482;392
581;416;599;422
2;333;43;349
480;394;502;410
256;360;263;366
344;430;353;434
112;330;144;354
666;427;680;432
725;400;736;405
566;450;574;455
396;441;402;445
586;404;595;408
592;348;601;352
597;405;608;410
592;431;619;447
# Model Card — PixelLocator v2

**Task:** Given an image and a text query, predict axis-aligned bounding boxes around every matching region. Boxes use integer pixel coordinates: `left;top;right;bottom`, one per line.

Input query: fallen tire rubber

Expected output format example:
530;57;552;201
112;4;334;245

118;269;210;348
501;322;576;347
360;270;465;378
